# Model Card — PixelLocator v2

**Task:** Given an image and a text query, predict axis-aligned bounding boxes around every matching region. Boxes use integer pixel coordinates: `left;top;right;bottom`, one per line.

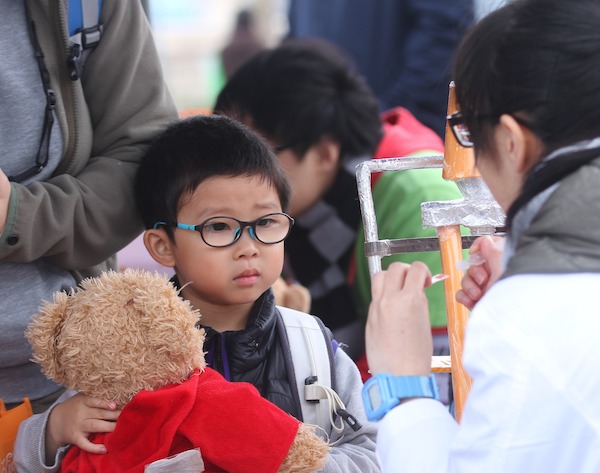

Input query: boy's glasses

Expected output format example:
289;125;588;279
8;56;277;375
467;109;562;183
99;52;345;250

154;212;295;248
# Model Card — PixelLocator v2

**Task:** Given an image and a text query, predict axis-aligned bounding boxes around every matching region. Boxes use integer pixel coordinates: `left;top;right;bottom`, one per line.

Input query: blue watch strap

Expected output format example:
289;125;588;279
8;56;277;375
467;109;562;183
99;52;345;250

362;373;439;421
388;374;439;399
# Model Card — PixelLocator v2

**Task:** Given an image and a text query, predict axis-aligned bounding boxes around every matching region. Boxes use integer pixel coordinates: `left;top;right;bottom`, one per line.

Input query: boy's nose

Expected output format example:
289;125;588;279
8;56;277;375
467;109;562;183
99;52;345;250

234;225;256;241
235;226;260;256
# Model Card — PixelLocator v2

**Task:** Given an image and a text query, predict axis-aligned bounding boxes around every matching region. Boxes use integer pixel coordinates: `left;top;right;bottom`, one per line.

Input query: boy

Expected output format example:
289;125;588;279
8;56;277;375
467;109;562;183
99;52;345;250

15;115;379;472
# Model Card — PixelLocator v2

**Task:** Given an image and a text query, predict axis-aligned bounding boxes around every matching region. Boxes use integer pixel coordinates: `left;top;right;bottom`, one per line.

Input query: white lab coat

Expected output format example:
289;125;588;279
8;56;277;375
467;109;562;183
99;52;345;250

377;273;600;472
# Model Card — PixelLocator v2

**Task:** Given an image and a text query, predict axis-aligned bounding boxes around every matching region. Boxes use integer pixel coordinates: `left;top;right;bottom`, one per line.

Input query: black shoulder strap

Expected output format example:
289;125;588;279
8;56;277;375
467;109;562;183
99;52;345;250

9;4;56;183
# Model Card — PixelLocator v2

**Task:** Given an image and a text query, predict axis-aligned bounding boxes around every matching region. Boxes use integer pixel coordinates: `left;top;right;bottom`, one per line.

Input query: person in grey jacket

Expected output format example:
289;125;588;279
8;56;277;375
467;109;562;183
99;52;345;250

0;0;177;413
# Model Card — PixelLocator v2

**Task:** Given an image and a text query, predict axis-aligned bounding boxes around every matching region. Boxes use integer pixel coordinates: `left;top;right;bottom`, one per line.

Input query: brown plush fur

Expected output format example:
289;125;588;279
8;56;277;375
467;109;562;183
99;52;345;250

278;424;329;473
272;277;312;313
27;269;329;472
26;269;205;407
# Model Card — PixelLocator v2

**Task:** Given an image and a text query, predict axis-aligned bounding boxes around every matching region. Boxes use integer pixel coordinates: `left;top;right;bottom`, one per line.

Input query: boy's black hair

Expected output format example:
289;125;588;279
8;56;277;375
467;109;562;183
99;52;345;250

135;115;291;238
213;38;383;162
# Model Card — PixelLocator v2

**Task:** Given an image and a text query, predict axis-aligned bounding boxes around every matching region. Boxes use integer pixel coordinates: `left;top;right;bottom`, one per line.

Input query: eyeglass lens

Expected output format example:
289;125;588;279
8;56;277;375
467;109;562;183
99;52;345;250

452;122;473;147
202;213;292;247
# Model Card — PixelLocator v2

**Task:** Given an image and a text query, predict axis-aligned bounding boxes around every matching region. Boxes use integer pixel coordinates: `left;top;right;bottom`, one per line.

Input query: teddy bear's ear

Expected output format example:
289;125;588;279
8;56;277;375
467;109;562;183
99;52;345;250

26;290;72;384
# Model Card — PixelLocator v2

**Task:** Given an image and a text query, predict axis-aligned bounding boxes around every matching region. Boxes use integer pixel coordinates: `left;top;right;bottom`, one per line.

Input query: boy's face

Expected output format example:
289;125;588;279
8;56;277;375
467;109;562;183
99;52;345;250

168;175;285;324
276;147;324;217
271;138;340;218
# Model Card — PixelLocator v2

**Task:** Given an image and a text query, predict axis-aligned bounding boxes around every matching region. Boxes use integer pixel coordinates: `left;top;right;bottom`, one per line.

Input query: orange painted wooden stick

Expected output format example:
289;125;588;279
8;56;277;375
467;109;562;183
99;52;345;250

438;225;472;422
442;82;479;181
438;82;481;422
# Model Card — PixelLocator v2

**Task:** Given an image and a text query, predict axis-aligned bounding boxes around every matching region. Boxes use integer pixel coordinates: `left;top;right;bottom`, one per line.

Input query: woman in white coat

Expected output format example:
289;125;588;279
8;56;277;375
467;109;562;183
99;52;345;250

363;0;600;471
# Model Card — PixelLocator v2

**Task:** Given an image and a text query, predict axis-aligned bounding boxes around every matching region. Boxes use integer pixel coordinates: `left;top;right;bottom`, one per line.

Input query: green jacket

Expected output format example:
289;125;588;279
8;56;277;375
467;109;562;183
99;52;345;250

353;164;465;328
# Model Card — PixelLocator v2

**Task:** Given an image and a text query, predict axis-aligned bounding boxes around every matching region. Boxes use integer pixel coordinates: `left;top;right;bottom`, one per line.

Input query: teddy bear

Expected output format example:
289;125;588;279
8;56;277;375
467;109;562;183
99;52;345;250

26;268;329;473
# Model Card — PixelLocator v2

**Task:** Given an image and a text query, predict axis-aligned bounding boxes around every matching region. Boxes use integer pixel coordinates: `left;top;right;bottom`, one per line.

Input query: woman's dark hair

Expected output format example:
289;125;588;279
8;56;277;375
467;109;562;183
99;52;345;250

454;0;600;154
214;38;383;161
453;0;600;225
135;115;291;239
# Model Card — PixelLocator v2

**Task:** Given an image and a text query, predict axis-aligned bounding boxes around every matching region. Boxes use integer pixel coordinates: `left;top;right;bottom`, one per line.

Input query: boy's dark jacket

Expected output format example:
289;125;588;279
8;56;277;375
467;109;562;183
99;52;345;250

175;277;329;420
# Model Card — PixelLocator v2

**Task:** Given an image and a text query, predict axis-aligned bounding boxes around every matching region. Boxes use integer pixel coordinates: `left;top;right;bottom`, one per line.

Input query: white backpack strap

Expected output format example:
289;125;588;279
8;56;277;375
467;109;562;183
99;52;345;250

279;306;332;433
279;306;361;437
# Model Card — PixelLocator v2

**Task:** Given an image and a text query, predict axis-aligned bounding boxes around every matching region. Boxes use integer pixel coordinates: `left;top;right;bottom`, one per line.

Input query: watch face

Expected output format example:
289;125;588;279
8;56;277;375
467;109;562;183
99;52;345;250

367;382;382;410
363;375;393;421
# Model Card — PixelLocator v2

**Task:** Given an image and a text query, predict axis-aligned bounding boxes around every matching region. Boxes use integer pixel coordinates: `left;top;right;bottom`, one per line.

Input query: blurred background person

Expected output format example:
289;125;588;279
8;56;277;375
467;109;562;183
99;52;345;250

220;9;266;80
286;0;474;137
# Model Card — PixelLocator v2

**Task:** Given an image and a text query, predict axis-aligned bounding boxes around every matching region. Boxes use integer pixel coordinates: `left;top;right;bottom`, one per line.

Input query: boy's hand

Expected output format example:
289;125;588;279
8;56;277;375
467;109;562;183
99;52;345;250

456;235;505;310
0;168;10;235
366;261;433;377
45;393;120;463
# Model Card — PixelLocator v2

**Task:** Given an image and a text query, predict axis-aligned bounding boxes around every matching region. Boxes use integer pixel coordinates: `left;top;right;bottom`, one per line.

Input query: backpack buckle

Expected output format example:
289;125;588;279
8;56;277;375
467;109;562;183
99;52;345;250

79;23;103;49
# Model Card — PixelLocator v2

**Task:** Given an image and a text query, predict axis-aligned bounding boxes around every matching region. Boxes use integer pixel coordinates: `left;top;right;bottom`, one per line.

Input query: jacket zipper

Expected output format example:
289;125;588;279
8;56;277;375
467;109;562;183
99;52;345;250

52;0;79;175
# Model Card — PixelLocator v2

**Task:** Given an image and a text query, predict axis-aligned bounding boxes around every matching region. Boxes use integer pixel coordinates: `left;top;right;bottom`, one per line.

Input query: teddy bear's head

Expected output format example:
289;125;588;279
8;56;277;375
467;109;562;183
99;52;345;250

26;269;205;407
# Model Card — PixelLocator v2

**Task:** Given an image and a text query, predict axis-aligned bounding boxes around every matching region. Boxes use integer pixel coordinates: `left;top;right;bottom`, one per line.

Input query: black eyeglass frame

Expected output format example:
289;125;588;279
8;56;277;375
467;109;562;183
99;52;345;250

447;111;536;149
446;111;490;148
154;212;295;248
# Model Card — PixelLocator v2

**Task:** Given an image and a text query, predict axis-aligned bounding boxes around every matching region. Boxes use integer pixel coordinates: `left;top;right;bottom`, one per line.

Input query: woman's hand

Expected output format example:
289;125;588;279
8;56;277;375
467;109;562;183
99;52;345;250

366;261;433;377
456;235;505;310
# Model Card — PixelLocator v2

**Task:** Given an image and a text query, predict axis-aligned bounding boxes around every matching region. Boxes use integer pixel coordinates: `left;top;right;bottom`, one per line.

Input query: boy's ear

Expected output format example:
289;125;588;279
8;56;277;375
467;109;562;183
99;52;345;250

143;229;176;268
314;136;341;172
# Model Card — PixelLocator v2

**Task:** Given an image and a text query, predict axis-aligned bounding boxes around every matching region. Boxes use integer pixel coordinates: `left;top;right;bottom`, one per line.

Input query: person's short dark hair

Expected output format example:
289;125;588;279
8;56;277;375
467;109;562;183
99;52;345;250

135;115;291;239
454;0;600;155
214;38;383;162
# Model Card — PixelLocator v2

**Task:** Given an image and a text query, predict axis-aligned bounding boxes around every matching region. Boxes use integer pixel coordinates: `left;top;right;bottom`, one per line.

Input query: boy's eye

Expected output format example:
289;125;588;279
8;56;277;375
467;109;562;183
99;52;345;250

205;221;231;233
256;217;275;228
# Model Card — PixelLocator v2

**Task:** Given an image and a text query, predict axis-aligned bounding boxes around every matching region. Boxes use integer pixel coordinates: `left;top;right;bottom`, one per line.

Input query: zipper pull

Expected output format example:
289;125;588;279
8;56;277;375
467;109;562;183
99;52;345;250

68;44;82;81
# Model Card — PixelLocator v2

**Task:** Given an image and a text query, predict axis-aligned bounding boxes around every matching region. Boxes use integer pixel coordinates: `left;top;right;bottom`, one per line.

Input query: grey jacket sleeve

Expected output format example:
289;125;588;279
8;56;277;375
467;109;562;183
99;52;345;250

13;392;74;473
0;0;178;269
323;348;380;472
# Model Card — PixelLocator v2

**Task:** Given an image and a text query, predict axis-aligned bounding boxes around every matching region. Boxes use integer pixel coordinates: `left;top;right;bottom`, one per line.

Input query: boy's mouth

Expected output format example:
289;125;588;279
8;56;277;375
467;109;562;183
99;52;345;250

234;269;260;286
